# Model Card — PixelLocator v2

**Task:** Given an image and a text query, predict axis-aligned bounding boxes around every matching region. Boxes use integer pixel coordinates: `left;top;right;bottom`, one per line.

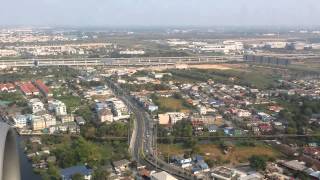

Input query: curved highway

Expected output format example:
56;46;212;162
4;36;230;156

107;79;194;180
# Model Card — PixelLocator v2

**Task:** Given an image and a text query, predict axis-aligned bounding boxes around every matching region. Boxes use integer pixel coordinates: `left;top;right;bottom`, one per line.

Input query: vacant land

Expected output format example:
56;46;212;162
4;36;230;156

199;144;281;165
167;67;281;89
152;95;193;113
158;142;282;166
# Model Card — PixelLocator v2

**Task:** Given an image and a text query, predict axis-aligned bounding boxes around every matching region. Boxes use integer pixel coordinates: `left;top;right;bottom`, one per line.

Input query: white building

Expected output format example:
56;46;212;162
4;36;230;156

237;110;252;118
98;108;113;123
109;99;130;120
48;100;67;116
0;49;19;57
265;42;287;49
43;114;56;127
151;171;177;180
13;114;32;128
28;98;45;113
119;50;145;55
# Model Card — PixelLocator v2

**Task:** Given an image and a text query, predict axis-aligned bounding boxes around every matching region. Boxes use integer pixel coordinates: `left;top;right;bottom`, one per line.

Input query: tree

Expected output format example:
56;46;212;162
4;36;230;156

72;173;85;180
47;163;60;179
249;155;267;171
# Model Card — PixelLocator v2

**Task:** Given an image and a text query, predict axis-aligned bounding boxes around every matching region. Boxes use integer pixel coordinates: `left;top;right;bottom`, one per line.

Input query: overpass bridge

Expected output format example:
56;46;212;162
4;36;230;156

0;55;243;68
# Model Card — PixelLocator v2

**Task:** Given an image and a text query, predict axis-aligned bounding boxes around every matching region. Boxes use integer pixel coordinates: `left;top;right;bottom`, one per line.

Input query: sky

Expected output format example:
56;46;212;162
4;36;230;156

1;0;320;27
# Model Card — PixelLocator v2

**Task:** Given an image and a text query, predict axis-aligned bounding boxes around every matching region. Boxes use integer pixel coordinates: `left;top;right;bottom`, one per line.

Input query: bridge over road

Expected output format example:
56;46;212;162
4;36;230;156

0;55;243;68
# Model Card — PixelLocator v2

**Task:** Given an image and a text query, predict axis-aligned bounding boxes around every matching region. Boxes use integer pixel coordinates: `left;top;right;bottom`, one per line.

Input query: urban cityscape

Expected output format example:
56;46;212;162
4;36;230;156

1;1;320;180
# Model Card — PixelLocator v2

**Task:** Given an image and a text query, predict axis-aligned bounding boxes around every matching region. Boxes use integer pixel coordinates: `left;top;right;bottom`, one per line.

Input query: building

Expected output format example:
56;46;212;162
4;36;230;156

60;115;74;124
34;80;52;97
0;49;19;57
18;82;40;96
151;171;177;180
237;110;252;118
211;167;246;180
13;114;32;128
48;100;67;116
31;115;46;131
0;83;16;92
60;165;93;180
113;159;130;173
158;112;185;125
119;50;145;55
31;114;56;131
109;99;130;120
98;108;113;123
28;98;45;113
75;116;86;125
158;114;170;125
43;114;56;127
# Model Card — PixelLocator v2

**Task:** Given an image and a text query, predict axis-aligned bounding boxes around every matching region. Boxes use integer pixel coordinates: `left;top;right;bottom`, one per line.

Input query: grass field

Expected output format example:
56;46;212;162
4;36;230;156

167;68;280;89
158;142;282;166
199;144;281;165
153;96;192;113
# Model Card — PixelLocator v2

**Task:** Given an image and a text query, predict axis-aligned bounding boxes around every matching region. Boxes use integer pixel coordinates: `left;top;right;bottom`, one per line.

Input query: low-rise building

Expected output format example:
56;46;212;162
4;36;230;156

34;80;52;97
113;159;130;173
60;165;93;180
48;99;67;116
28;98;45;113
98;108;113;123
13;114;32;128
151;171;177;180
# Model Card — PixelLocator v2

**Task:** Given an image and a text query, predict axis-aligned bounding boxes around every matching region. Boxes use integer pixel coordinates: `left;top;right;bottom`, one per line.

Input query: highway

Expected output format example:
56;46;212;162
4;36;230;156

106;79;194;180
0;55;243;67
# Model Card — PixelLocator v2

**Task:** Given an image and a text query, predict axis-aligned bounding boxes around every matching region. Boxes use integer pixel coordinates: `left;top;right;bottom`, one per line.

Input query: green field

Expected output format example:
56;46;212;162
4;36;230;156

167;68;281;89
152;94;194;113
158;142;282;165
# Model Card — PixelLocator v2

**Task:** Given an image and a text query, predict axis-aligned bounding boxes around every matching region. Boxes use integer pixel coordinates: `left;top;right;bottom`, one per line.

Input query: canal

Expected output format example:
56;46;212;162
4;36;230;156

18;137;42;180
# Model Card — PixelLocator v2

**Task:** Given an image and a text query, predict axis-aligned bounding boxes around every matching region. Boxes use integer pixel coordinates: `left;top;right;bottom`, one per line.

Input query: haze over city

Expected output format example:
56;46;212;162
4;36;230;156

1;1;320;180
1;0;320;26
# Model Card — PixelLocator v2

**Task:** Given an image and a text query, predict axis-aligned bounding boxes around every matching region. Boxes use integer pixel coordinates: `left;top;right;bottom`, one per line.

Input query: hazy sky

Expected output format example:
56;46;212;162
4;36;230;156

1;0;320;27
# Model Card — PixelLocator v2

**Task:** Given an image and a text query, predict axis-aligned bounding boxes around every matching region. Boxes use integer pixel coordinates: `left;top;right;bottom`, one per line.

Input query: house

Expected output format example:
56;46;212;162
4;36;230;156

60;165;93;180
237;110;252;118
0;83;16;92
75;116;86;125
208;124;219;133
171;156;192;168
258;123;273;133
151;171;177;180
98;108;113;123
60;115;74;123
148;104;159;112
34;80;52;97
192;161;209;174
28;98;45;113
113;159;130;173
192;155;209;174
224;127;235;136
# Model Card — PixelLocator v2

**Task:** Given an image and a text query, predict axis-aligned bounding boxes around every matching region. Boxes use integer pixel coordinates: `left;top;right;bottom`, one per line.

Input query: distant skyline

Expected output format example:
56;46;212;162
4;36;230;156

1;0;320;27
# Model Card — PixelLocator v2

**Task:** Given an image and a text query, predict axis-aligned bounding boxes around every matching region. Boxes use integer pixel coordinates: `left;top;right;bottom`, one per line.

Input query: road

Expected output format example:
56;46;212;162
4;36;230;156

106;79;194;179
